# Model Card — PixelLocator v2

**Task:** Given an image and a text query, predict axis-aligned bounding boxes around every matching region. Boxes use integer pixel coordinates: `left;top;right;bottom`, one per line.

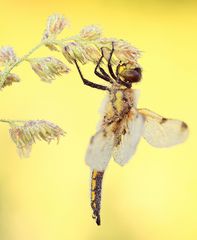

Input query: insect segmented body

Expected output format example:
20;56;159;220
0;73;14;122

91;170;104;225
74;42;189;225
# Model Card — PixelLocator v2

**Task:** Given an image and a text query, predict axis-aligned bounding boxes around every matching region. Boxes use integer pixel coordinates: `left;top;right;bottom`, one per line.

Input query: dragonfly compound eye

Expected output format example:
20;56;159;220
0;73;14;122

120;67;142;83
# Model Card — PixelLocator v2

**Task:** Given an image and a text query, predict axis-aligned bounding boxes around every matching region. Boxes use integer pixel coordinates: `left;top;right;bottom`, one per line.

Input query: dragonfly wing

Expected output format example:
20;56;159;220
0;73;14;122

85;130;115;171
113;113;145;166
138;108;189;147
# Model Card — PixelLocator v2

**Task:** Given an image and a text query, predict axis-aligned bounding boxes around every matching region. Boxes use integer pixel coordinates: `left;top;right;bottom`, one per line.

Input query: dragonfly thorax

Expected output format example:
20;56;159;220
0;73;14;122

103;88;139;125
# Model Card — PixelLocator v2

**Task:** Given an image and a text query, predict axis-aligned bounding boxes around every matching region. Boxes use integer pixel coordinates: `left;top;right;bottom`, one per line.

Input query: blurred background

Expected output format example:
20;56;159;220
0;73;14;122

0;0;196;239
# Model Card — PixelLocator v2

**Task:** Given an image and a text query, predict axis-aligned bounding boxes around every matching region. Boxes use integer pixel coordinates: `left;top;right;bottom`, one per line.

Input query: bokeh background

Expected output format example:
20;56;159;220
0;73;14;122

0;0;196;239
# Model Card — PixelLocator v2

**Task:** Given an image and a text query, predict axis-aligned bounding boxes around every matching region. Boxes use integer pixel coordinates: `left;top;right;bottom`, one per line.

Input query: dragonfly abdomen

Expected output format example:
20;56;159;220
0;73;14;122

91;170;104;225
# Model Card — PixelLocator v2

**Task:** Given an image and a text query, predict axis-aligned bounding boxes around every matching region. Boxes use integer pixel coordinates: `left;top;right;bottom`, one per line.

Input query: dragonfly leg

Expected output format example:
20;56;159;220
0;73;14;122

94;48;113;83
107;42;118;80
74;60;110;91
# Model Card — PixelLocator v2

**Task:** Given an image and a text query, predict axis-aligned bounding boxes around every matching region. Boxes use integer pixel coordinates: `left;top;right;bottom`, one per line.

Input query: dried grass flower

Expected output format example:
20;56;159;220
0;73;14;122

61;37;140;66
62;42;88;64
42;14;69;51
0;72;20;88
43;14;69;40
82;44;101;64
113;40;140;63
9;120;65;158
0;14;142;92
29;57;70;82
79;25;102;40
0;46;18;66
93;38;140;64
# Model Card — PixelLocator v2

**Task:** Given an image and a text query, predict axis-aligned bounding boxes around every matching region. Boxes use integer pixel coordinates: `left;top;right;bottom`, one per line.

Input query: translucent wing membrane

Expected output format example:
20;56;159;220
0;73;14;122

138;108;189;148
113;114;145;166
85;130;115;171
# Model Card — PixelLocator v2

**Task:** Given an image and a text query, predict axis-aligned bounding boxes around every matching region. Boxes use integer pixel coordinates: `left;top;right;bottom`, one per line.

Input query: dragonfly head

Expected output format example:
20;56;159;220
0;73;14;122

118;63;142;84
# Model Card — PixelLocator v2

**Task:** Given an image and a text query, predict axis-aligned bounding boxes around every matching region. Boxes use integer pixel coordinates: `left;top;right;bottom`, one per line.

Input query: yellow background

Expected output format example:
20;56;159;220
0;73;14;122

0;1;196;239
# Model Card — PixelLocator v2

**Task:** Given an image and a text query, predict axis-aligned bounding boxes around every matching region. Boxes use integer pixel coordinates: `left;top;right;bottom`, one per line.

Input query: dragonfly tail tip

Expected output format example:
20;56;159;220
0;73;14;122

96;215;101;226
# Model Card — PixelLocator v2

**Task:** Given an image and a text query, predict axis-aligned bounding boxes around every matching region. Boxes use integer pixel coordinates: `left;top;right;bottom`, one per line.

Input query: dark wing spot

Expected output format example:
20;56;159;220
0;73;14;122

160;118;168;124
122;129;127;135
181;122;188;131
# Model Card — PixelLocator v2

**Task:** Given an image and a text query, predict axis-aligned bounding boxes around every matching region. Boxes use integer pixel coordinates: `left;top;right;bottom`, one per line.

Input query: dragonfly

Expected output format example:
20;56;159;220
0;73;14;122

74;42;189;226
